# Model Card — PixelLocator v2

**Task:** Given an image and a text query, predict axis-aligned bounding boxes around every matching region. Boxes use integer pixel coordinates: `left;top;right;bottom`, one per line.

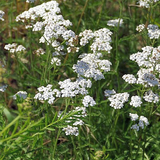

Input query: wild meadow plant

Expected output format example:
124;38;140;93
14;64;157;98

1;0;160;159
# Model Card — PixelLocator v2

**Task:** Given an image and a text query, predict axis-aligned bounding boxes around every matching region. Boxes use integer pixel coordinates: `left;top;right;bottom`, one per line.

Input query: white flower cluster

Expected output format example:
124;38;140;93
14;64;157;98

137;0;159;8
137;69;159;87
16;1;75;57
129;113;139;121
136;24;145;32
62;125;79;136
122;74;137;84
59;77;92;98
0;10;5;21
73;53;112;81
51;57;61;66
143;90;159;103
82;95;96;107
104;89;116;97
107;18;123;27
130;46;154;67
130;113;149;131
147;24;160;39
13;91;27;100
79;28;112;53
4;43;26;53
0;85;7;92
74;106;87;117
79;29;94;46
130;96;142;107
34;84;61;104
60;107;87;136
108;92;129;109
130;46;160;87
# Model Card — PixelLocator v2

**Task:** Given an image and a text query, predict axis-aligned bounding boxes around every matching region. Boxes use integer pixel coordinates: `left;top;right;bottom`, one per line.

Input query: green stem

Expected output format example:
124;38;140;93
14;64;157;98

76;0;89;33
52;128;61;158
0;115;21;137
96;0;105;27
71;136;77;158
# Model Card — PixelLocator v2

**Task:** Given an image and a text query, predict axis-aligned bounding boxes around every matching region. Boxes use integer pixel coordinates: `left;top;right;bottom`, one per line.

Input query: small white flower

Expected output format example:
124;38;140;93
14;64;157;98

13;91;27;100
0;10;5;21
73;53;112;81
104;89;116;97
0;85;8;92
4;43;26;53
34;84;60;104
139;115;149;126
130;96;142;107
137;0;159;8
147;24;160;39
82;95;96;107
130;114;149;131
59;78;92;98
131;124;139;131
136;24;145;32
108;92;129;109
122;74;137;84
62;125;79;136
73;119;84;126
107;18;123;27
129;113;139;121
143;90;159;103
51;57;61;66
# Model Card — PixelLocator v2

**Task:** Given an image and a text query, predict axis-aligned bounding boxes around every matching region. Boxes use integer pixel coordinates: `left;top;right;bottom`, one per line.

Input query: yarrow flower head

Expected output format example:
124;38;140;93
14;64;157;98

136;69;159;87
139;115;149;129
107;18;123;27
143;90;159;103
13;91;27;100
62;125;79;136
122;74;137;84
60;106;87;136
0;10;5;21
58;77;92;98
137;0;160;8
136;24;145;32
79;28;112;53
130;46;160;87
130;114;149;131
147;24;160;39
34;84;61;104
82;95;96;107
73;53;112;81
108;92;129;109
4;43;26;53
129;113;139;121
130;96;142;107
51;57;61;66
0;85;7;92
104;89;116;97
